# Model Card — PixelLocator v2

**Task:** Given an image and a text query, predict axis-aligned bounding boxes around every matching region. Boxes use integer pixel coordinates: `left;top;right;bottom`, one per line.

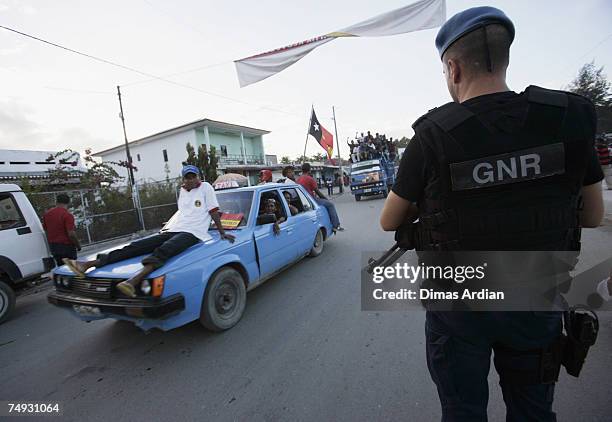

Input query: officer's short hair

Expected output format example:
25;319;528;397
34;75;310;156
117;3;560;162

56;194;70;205
442;24;512;76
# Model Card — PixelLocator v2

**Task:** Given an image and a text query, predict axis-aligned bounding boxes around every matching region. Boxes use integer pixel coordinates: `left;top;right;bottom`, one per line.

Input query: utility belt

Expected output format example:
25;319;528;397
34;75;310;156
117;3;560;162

494;307;598;385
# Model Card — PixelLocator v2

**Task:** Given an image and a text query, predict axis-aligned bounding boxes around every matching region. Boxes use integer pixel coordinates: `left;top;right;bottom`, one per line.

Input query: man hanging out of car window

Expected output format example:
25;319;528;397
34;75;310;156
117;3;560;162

63;165;235;297
258;198;286;235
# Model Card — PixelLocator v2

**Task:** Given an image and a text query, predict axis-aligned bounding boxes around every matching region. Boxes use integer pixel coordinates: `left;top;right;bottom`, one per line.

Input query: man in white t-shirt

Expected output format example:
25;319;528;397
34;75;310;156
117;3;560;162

64;165;235;297
276;166;298;184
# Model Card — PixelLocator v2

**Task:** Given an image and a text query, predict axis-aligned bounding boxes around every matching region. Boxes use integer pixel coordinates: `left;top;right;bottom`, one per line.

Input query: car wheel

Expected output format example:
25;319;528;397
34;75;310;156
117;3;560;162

355;195;361;202
382;188;388;198
200;267;246;332
0;280;16;325
309;229;324;257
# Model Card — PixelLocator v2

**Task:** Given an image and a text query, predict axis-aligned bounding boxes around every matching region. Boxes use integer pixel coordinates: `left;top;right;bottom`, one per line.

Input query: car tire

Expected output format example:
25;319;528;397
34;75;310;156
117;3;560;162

309;229;324;257
383;189;388;198
355;195;361;202
200;267;246;332
0;280;16;325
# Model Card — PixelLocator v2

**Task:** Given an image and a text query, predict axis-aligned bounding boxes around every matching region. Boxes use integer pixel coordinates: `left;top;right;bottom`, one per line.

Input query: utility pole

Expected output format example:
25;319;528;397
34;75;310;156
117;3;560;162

332;106;344;194
117;86;135;186
303;105;313;164
116;85;144;231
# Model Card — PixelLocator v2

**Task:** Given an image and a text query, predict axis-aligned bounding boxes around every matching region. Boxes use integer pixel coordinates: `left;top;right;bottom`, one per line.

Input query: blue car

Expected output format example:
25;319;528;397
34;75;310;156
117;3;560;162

47;184;334;332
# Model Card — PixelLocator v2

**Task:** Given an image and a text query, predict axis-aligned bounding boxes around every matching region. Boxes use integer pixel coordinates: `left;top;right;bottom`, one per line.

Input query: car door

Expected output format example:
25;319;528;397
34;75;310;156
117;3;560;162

0;192;47;277
280;187;318;256
253;189;298;277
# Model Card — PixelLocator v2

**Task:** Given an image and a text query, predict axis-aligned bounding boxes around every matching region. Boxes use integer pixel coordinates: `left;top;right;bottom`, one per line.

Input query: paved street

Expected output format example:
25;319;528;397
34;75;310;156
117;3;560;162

1;191;611;422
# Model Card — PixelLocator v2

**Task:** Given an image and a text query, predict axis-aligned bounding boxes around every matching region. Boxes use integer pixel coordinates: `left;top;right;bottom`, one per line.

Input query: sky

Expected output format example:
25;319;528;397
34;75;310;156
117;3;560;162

1;0;611;162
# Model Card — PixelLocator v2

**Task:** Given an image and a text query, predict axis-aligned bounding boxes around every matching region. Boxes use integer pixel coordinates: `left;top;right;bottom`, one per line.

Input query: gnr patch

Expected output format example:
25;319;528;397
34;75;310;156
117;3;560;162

449;143;565;191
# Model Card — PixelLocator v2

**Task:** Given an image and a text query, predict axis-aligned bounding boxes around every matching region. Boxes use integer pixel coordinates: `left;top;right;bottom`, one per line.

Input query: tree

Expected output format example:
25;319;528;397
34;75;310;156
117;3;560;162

42;148;130;189
280;156;291;164
567;61;612;107
311;152;326;162
184;142;218;183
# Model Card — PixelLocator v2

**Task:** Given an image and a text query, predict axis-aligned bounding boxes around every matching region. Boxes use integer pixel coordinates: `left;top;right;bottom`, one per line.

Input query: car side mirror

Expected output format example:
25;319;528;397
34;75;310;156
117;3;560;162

256;213;276;225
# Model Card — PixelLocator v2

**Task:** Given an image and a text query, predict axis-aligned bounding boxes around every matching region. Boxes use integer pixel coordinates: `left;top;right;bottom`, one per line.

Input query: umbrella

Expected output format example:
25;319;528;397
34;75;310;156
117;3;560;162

213;173;248;189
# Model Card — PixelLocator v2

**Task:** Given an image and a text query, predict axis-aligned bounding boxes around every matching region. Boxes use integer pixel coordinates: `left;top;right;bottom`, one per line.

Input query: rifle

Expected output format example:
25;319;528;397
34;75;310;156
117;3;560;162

365;221;419;274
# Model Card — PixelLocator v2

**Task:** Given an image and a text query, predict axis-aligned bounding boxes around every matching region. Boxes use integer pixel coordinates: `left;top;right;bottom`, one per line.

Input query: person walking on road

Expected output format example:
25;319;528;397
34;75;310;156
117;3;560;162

43;194;81;267
380;6;604;421
297;163;344;232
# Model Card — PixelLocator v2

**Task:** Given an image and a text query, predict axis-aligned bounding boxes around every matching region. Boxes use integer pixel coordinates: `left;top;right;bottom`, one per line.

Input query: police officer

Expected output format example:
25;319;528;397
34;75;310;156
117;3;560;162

380;6;604;422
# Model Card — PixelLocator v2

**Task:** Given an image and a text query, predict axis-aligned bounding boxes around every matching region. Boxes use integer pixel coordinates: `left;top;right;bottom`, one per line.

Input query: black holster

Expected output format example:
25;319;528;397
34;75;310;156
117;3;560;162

561;307;599;377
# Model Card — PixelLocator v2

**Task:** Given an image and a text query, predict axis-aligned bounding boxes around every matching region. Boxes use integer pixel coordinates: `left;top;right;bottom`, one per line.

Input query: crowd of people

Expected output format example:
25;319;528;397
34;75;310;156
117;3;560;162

347;131;398;163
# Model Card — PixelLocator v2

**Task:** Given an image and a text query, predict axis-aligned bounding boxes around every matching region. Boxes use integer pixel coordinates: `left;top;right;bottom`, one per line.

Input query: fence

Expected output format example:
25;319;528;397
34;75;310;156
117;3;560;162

27;179;181;246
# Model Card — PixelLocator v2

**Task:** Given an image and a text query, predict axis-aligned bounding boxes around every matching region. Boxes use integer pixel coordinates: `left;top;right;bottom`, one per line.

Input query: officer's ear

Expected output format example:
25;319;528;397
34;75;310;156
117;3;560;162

445;58;461;84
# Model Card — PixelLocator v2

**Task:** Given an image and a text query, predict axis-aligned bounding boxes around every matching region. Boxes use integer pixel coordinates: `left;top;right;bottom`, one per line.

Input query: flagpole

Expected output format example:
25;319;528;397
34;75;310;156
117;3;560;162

302;104;313;163
332;106;344;194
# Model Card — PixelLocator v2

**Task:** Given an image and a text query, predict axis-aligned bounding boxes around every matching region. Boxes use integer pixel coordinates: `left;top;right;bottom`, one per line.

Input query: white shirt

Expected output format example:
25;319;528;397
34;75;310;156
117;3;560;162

283;178;297;185
163;182;219;242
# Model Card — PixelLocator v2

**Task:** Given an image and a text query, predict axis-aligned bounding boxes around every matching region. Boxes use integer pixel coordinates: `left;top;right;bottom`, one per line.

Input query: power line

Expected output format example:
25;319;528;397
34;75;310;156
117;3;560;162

0;24;298;116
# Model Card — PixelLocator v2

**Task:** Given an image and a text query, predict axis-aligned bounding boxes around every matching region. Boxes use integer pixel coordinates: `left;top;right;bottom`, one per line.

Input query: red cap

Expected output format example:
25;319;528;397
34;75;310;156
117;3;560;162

260;169;272;182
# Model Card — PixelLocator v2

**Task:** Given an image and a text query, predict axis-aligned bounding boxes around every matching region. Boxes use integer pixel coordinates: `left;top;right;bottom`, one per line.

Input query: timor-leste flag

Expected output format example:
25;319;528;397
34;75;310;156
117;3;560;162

308;109;334;159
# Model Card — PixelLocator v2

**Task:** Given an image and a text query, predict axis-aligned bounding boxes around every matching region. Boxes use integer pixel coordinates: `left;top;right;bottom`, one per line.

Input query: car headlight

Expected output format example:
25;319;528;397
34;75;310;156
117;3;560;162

61;276;70;287
141;280;151;295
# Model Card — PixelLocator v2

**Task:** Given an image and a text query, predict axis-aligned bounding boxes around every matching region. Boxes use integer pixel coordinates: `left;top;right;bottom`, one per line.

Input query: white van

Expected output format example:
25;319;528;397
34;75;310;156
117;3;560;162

0;184;54;323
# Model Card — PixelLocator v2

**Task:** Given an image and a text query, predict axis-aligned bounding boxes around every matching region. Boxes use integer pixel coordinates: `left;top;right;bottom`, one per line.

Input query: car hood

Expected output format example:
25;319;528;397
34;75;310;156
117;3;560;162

54;230;249;279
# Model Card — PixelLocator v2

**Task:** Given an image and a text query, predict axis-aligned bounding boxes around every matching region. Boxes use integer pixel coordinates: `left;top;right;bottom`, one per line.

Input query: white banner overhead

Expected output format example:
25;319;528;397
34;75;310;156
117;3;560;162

234;0;446;87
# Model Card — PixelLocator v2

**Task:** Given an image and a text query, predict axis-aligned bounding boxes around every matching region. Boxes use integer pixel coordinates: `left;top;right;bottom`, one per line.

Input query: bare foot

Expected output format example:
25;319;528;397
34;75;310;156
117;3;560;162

62;258;86;277
116;281;136;298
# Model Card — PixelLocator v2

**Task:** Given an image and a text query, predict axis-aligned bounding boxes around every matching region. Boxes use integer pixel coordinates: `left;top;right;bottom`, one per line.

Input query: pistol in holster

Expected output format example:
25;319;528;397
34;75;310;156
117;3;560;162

561;306;599;377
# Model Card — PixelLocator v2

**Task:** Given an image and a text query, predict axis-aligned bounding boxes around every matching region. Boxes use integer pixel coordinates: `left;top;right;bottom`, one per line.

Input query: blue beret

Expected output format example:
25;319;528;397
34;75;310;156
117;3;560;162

435;6;515;58
181;164;200;176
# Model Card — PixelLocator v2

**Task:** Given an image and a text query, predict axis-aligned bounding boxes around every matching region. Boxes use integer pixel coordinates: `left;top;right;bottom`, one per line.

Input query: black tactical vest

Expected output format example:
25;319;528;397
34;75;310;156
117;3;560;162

411;86;592;252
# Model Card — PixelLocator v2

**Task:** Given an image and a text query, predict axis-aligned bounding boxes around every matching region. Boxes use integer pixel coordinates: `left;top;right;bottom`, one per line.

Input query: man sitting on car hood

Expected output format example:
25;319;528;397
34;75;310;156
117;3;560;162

63;165;235;297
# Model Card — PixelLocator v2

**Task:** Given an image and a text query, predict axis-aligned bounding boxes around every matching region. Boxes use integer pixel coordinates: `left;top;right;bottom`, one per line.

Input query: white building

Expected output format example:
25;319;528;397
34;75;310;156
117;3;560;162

0;149;87;186
94;118;271;185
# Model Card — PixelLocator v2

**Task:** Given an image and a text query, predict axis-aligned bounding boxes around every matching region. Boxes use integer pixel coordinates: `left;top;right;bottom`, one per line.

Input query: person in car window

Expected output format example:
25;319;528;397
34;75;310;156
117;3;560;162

259;198;285;235
63;165;235;297
282;191;299;216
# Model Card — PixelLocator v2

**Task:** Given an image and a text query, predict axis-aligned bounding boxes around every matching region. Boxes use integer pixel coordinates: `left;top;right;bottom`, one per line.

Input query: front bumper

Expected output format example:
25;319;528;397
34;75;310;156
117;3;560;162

47;290;185;319
350;185;386;196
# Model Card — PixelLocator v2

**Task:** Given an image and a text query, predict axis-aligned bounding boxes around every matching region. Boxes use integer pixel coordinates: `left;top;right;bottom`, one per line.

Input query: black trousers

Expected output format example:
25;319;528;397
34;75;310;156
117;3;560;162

96;232;200;269
426;311;561;422
49;243;77;267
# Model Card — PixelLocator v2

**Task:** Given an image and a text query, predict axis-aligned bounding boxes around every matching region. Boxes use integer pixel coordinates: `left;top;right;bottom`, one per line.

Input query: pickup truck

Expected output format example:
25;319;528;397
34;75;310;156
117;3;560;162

0;184;55;323
349;158;396;201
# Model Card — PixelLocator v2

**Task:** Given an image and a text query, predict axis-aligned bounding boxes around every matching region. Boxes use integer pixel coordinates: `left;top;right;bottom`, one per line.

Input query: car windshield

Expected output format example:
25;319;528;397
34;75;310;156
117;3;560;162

351;161;381;175
210;190;253;229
